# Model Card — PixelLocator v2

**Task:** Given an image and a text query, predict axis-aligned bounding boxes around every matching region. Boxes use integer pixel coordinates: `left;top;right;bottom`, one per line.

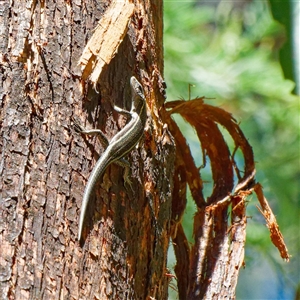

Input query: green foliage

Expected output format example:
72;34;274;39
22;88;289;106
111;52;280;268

164;1;299;299
269;0;295;86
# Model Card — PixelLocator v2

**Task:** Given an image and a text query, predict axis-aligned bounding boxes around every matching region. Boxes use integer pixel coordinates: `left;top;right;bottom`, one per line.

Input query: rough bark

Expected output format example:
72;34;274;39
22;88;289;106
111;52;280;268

0;1;173;299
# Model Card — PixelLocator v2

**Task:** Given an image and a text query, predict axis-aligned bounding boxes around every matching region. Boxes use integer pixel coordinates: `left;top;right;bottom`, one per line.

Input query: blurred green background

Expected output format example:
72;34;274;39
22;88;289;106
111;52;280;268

164;0;299;299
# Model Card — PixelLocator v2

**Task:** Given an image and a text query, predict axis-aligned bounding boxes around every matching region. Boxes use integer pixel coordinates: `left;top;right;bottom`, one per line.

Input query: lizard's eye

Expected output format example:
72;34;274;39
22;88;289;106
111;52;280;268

137;84;143;94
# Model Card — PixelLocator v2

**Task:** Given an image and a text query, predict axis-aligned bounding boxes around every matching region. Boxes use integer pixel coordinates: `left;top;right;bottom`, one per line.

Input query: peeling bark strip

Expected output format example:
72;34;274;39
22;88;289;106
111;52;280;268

163;98;290;299
253;183;290;261
78;1;134;86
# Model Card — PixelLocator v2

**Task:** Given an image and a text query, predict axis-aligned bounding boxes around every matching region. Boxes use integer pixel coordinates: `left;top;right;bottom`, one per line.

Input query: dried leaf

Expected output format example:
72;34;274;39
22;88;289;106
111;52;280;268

163;96;289;297
166;98;256;200
254;183;290;261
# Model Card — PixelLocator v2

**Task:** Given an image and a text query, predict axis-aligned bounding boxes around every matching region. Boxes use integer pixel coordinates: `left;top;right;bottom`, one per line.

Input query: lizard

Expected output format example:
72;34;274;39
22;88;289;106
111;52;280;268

76;76;147;242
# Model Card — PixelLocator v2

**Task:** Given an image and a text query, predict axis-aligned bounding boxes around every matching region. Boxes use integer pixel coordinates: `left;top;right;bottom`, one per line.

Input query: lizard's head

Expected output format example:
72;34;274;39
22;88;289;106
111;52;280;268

130;76;145;103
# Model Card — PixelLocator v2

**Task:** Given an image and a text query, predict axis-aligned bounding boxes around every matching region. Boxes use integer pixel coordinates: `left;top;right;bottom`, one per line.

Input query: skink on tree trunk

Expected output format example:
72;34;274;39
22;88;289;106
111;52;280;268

76;76;147;242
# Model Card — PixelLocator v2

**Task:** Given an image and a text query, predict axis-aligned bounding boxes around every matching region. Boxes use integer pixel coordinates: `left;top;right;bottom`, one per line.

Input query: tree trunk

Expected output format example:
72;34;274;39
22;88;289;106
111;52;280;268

0;1;173;299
